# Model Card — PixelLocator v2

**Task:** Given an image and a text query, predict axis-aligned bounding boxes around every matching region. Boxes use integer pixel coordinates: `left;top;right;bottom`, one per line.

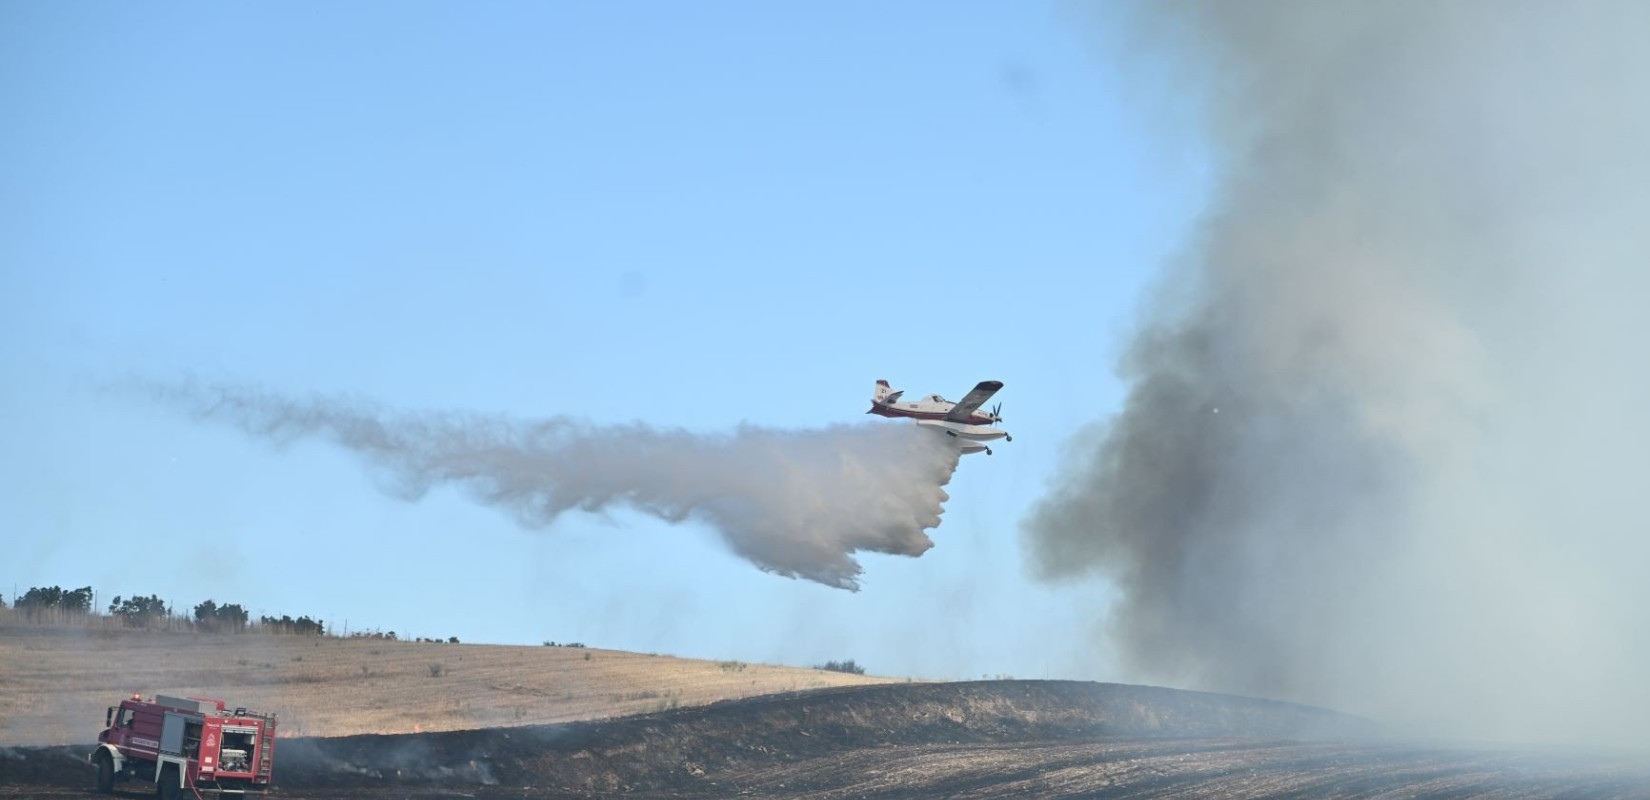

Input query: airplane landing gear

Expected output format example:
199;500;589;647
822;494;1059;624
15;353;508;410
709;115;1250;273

1005;434;1012;442
985;447;993;455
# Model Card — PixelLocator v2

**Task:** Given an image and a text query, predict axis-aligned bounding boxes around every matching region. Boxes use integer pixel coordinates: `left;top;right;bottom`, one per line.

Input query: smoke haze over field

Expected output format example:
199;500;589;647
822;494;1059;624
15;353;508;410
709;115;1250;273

145;381;961;590
1028;1;1650;745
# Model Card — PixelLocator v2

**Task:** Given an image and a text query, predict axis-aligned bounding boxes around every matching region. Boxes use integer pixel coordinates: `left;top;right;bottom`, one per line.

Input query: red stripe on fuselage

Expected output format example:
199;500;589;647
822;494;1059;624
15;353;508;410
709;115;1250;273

868;404;994;425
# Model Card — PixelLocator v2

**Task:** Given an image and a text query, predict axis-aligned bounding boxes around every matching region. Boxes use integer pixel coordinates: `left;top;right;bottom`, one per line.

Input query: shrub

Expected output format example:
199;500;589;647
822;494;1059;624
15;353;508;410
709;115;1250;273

260;614;325;636
814;659;866;675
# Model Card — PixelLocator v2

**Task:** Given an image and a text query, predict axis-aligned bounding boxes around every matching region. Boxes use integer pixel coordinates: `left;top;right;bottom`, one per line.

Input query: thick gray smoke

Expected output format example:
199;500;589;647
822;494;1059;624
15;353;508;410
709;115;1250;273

1029;2;1650;745
151;382;960;590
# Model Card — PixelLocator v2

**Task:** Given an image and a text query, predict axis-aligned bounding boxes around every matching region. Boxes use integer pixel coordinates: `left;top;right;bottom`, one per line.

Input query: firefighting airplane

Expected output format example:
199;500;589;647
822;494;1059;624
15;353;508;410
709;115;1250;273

867;379;1011;455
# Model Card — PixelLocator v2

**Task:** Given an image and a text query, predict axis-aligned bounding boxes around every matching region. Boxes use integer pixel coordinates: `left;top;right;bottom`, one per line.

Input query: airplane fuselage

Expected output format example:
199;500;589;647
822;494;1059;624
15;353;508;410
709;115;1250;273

866;402;995;427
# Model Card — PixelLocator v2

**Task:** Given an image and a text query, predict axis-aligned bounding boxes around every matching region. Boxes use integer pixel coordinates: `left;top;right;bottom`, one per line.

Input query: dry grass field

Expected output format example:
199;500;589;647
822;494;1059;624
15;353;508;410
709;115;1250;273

0;621;897;746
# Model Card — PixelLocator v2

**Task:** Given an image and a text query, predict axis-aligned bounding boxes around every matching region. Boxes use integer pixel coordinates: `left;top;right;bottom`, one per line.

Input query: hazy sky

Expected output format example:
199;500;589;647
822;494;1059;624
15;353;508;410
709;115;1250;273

1;2;1203;680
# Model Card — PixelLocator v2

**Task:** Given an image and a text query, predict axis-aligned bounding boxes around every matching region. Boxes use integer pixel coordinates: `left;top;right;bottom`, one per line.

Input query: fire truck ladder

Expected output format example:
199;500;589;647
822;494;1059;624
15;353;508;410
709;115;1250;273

255;727;274;783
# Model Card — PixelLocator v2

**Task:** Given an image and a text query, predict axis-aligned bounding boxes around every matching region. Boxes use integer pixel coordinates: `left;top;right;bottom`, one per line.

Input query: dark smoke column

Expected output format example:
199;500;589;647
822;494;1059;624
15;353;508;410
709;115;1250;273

1025;1;1650;744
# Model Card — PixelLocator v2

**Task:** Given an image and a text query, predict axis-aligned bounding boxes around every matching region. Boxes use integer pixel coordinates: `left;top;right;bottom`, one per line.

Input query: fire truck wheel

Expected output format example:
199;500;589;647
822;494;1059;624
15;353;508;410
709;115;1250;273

94;750;114;793
158;765;182;800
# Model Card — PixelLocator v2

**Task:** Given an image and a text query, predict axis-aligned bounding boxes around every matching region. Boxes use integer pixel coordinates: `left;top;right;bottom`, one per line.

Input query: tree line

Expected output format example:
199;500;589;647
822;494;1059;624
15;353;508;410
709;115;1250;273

1;584;324;635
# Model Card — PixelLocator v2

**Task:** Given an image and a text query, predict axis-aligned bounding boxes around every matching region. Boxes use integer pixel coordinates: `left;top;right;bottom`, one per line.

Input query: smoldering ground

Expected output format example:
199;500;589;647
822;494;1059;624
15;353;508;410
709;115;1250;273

139;380;961;590
1027;1;1650;746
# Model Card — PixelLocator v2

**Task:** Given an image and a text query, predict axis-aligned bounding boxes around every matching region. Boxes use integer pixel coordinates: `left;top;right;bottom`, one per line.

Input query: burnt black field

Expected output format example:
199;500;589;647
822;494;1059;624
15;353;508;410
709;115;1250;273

7;680;1648;799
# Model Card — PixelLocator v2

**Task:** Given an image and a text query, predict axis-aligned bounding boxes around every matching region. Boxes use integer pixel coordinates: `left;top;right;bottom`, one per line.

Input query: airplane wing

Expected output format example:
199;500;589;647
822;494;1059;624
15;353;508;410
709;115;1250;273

946;380;1003;421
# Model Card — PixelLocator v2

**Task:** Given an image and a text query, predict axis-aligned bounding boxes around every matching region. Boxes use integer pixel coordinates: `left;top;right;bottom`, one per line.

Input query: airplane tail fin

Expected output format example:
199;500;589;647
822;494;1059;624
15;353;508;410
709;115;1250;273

871;380;903;409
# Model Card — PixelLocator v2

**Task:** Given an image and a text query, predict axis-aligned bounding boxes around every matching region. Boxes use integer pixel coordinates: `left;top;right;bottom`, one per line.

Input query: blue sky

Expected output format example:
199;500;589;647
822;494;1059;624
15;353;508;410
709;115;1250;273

2;2;1207;680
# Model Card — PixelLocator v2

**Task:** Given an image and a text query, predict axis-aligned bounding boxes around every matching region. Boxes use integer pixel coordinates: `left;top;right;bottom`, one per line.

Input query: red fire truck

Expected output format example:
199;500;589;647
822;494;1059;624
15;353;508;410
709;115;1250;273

88;694;277;799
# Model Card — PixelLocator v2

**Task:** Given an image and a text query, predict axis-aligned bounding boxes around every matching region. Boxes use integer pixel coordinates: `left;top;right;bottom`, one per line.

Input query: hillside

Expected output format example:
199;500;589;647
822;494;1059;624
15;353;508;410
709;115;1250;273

0;623;894;746
9;623;1647;799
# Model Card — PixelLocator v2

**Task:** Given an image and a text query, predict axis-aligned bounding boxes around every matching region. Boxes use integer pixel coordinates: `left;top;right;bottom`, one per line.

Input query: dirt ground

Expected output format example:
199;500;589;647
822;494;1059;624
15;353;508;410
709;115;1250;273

7;680;1647;799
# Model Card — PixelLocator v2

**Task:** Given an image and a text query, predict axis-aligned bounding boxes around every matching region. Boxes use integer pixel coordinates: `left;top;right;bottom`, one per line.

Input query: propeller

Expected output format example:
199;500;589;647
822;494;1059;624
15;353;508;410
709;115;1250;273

990;402;1003;424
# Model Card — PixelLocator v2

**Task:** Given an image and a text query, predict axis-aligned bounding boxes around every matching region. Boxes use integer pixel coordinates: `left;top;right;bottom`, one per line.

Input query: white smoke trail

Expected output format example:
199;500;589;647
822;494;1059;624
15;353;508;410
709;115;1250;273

1028;1;1650;746
147;381;961;590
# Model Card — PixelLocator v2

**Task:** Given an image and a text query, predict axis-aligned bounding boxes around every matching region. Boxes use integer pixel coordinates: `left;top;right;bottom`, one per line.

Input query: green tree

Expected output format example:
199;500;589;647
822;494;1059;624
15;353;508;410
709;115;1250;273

193;599;249;632
62;586;93;613
16;585;93;617
110;595;169;628
17;586;64;610
217;603;249;631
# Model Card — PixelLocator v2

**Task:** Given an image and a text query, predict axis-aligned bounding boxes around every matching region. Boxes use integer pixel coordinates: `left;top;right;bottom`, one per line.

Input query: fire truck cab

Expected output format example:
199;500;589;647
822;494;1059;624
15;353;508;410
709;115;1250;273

89;694;276;799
